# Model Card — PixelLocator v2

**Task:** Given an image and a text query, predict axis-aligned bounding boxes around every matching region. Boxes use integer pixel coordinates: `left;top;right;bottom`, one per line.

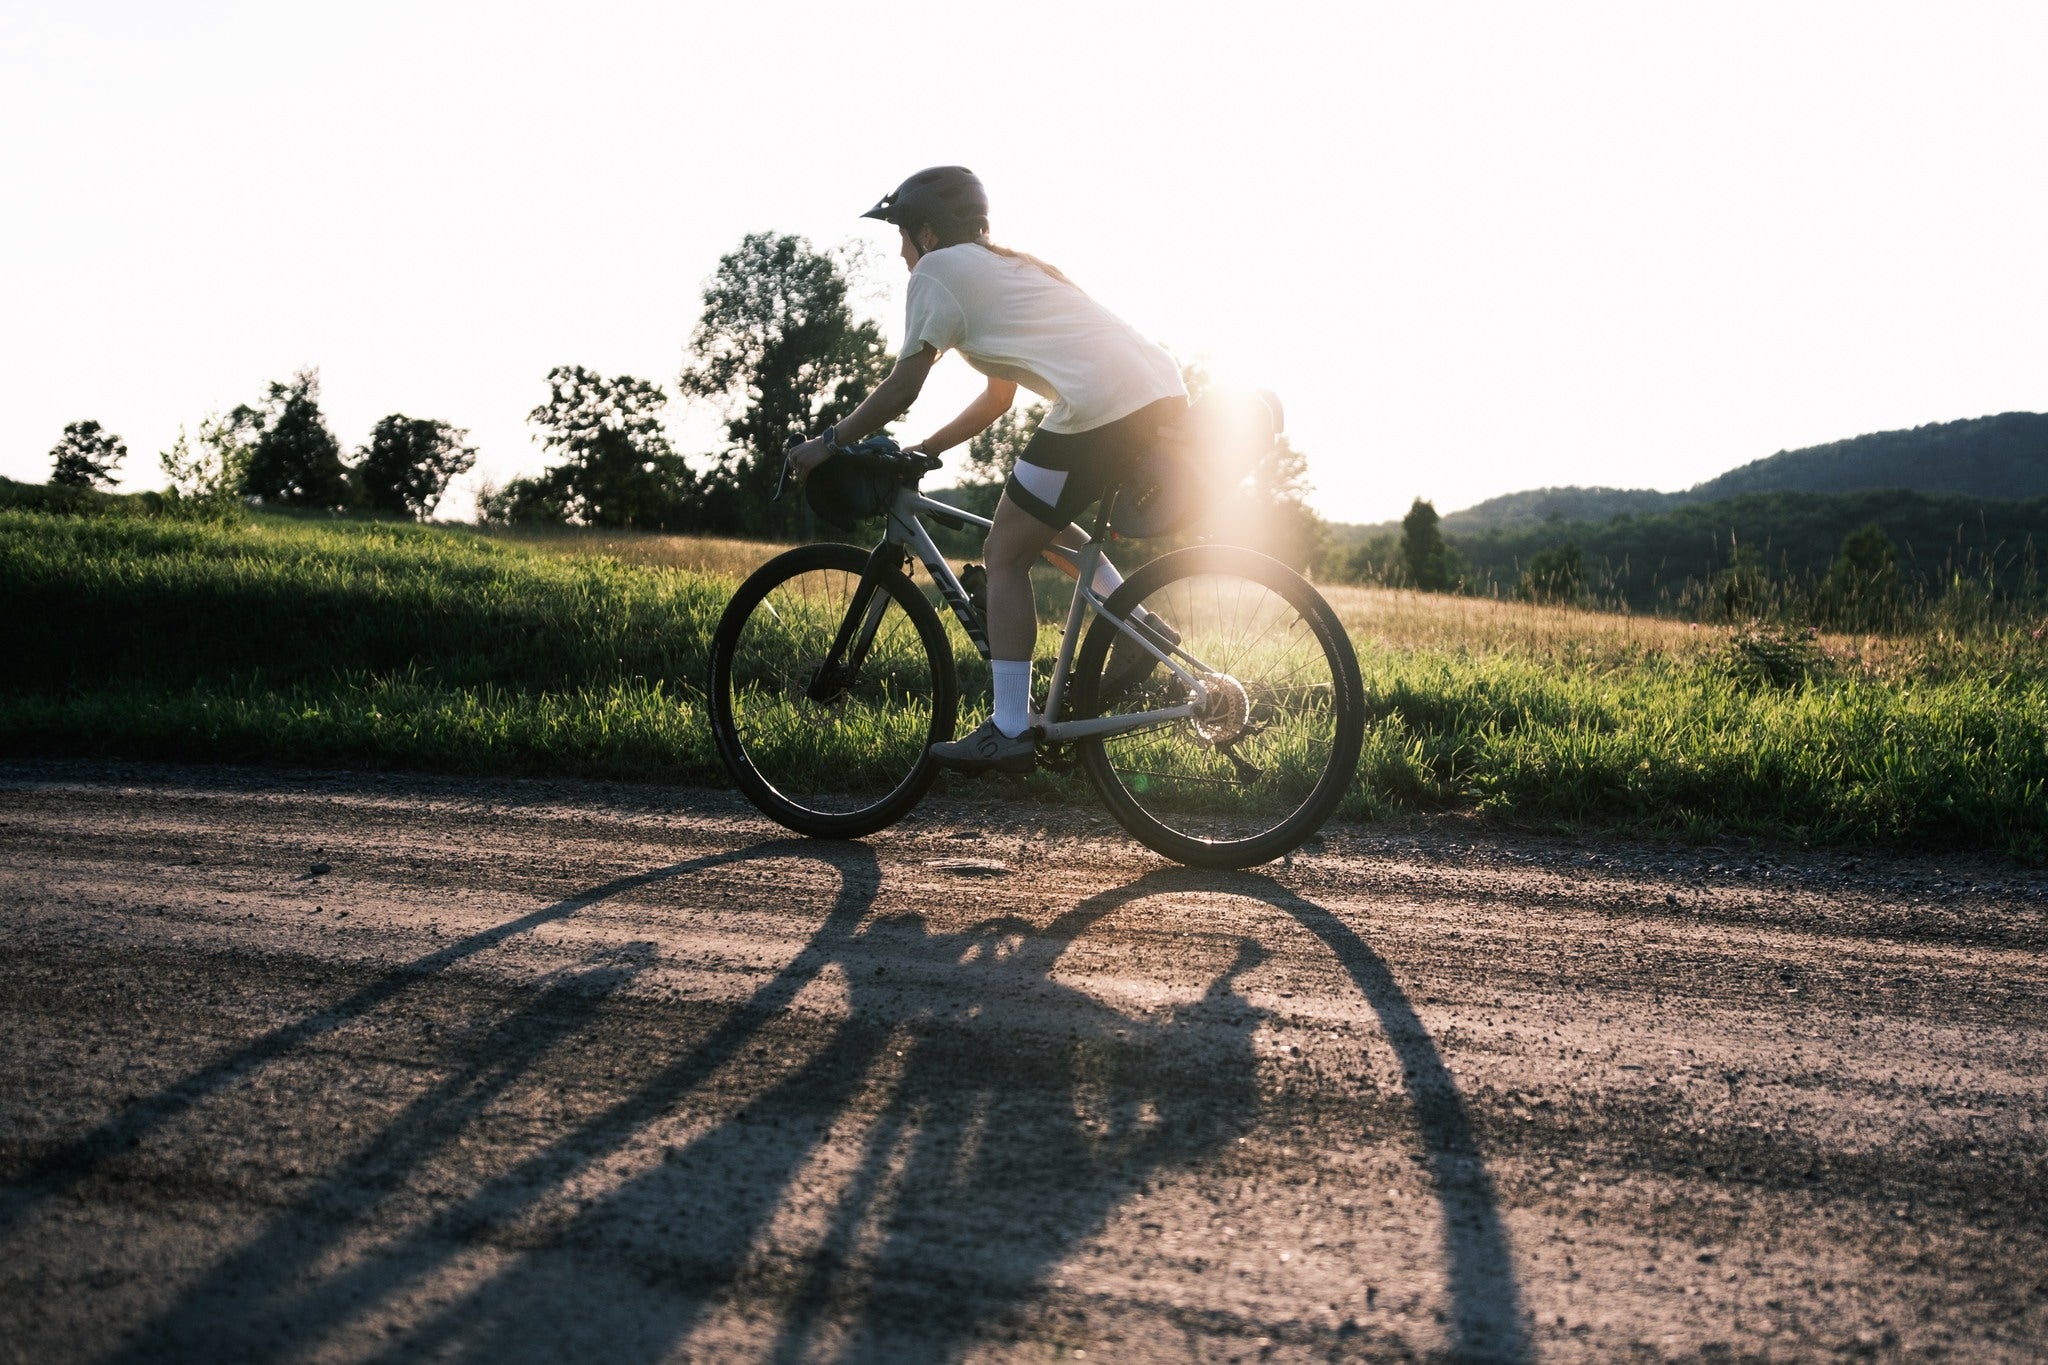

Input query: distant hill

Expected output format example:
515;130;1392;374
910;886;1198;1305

1438;486;1678;533
1449;488;2047;611
1432;411;2048;534
1688;412;2048;502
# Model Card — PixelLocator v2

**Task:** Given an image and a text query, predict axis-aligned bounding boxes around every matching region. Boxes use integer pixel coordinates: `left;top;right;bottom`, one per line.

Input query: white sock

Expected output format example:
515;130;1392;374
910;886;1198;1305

991;659;1033;738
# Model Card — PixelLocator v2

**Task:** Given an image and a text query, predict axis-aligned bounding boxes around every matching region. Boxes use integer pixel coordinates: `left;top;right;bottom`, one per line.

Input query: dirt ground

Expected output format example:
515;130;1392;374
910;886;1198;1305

0;761;2043;1363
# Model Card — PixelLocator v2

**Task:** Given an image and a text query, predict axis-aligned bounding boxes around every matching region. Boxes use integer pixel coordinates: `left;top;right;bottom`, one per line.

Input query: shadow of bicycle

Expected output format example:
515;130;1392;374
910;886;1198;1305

69;851;1523;1362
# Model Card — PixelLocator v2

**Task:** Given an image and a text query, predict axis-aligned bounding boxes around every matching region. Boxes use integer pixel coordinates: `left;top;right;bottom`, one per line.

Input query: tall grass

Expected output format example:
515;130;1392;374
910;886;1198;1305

6;512;728;695
1329;584;2047;852
4;510;728;779
5;507;2045;856
1346;627;2046;850
480;524;796;580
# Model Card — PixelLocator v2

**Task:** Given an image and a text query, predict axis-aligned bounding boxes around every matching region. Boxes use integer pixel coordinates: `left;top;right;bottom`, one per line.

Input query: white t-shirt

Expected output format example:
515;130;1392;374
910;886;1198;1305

900;244;1186;435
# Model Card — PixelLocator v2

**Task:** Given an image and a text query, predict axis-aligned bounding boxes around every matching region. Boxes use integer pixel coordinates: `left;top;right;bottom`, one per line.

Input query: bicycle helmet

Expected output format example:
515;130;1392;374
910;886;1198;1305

861;167;990;246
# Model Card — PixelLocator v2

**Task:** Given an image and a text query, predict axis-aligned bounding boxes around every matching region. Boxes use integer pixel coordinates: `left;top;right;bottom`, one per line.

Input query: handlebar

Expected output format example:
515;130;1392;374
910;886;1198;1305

774;433;943;502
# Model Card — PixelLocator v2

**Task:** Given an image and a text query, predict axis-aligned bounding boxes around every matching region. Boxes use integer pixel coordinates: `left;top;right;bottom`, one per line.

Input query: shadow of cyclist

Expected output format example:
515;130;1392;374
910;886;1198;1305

345;867;1265;1363
88;855;1522;1363
755;903;1270;1361
0;841;788;1240
49;837;878;1363
99;945;662;1363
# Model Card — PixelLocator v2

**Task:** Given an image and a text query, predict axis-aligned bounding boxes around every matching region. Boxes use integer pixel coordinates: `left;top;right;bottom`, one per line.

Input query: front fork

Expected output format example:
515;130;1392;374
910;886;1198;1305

806;543;907;703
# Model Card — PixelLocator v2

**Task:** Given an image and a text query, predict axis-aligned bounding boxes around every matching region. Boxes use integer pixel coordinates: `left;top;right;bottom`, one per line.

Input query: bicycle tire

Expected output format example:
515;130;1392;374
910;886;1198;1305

1070;545;1364;868
709;543;957;839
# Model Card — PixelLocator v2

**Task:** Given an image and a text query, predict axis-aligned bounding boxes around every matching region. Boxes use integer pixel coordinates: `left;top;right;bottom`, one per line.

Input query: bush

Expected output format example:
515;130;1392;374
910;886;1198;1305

1814;523;1904;629
1515;540;1582;602
1718;625;1830;691
0;477;240;524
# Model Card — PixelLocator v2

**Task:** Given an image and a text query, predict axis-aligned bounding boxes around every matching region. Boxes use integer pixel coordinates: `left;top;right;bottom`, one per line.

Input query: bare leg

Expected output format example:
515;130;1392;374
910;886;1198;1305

982;492;1065;661
1048;523;1092;556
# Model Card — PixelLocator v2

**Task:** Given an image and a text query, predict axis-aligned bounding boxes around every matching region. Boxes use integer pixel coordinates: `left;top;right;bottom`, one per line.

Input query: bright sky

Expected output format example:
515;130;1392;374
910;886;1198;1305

4;1;2044;525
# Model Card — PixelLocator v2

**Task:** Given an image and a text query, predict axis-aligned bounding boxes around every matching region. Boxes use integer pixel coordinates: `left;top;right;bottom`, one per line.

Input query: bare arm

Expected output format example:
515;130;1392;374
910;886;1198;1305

912;376;1019;456
788;345;938;481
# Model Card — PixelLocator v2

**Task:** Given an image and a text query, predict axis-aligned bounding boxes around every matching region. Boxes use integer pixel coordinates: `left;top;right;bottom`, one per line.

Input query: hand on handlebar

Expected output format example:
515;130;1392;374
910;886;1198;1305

786;434;834;485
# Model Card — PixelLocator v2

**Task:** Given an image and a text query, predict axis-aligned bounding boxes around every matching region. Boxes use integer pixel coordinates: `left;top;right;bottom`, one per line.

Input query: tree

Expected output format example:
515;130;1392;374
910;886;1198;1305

1515;540;1583;602
160;408;259;502
522;366;695;529
240;368;349;509
1164;361;1329;571
48;421;127;489
1238;431;1329;572
964;402;1046;484
1693;542;1774;622
1341;531;1402;585
352;415;477;519
1400;498;1458;591
476;475;573;526
679;232;893;535
1814;522;1902;629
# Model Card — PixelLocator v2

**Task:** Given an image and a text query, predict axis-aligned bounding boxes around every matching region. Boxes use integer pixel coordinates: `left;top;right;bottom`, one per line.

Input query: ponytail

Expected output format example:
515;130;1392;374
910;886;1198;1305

975;238;1083;292
919;216;1084;291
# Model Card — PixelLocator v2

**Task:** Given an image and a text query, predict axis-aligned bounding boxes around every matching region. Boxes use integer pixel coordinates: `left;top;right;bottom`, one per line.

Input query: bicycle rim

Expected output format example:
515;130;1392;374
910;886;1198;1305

711;545;955;837
1074;547;1363;867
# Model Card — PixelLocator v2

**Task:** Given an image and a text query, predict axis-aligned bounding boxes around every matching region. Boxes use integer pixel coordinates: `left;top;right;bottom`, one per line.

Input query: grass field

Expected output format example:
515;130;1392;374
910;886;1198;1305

6;505;2045;857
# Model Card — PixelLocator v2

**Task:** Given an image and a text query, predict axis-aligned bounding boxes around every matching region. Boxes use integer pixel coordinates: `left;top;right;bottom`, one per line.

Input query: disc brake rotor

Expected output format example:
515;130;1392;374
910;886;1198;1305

1189;672;1252;746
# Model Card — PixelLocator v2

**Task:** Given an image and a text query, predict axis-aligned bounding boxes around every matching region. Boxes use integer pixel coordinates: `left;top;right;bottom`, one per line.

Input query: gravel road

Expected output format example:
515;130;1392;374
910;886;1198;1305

1;762;2043;1362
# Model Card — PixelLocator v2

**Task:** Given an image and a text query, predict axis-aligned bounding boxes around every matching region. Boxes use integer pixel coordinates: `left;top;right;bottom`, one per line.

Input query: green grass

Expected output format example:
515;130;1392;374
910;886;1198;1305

5;504;2045;857
6;510;727;693
1343;644;2046;854
3;508;729;779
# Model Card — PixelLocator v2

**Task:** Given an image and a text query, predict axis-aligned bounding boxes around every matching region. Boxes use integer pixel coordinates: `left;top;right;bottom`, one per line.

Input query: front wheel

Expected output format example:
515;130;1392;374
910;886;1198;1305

709;543;957;838
1071;546;1364;868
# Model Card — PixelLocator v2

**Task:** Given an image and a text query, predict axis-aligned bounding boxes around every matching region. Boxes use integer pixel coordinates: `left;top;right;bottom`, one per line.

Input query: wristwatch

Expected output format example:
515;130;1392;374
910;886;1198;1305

818;424;838;450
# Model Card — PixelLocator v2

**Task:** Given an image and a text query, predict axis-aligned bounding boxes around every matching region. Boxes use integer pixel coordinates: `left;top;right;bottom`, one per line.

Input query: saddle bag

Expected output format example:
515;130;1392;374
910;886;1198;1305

1113;388;1286;539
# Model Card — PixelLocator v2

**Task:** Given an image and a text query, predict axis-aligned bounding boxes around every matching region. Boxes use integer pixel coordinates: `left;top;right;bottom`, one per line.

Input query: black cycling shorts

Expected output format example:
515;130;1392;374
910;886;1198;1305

1002;396;1187;530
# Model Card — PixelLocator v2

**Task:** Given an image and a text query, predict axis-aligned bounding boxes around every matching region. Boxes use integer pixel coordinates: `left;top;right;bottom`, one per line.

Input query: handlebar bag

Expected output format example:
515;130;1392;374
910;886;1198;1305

806;448;905;531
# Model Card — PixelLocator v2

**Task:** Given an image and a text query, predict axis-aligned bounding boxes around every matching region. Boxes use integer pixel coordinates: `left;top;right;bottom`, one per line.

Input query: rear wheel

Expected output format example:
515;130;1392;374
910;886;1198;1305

1071;546;1363;868
709;543;956;838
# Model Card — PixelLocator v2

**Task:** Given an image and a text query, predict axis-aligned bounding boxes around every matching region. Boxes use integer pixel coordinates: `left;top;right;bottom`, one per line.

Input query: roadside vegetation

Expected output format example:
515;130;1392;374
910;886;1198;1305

7;493;2043;858
1329;414;2048;616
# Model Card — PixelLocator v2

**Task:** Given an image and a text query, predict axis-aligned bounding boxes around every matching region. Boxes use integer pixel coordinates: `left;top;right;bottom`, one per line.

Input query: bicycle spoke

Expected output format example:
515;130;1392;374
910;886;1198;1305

712;546;954;834
1078;549;1362;865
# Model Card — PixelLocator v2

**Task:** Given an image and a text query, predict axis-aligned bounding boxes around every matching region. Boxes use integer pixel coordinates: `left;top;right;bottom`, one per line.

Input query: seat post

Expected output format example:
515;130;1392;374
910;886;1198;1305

1092;485;1120;542
1042;484;1122;723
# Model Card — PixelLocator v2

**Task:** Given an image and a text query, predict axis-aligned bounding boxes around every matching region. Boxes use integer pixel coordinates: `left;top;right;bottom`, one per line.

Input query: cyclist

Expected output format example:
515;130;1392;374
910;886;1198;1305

787;166;1187;773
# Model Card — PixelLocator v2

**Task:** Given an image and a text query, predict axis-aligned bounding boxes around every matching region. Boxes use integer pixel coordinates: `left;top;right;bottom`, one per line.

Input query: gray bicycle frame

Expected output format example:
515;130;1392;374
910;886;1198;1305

880;486;1213;743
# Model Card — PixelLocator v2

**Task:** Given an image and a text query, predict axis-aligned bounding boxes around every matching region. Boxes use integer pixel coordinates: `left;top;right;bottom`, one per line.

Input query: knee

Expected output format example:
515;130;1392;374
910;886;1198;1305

1051;523;1090;552
983;526;1041;578
984;538;1032;578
